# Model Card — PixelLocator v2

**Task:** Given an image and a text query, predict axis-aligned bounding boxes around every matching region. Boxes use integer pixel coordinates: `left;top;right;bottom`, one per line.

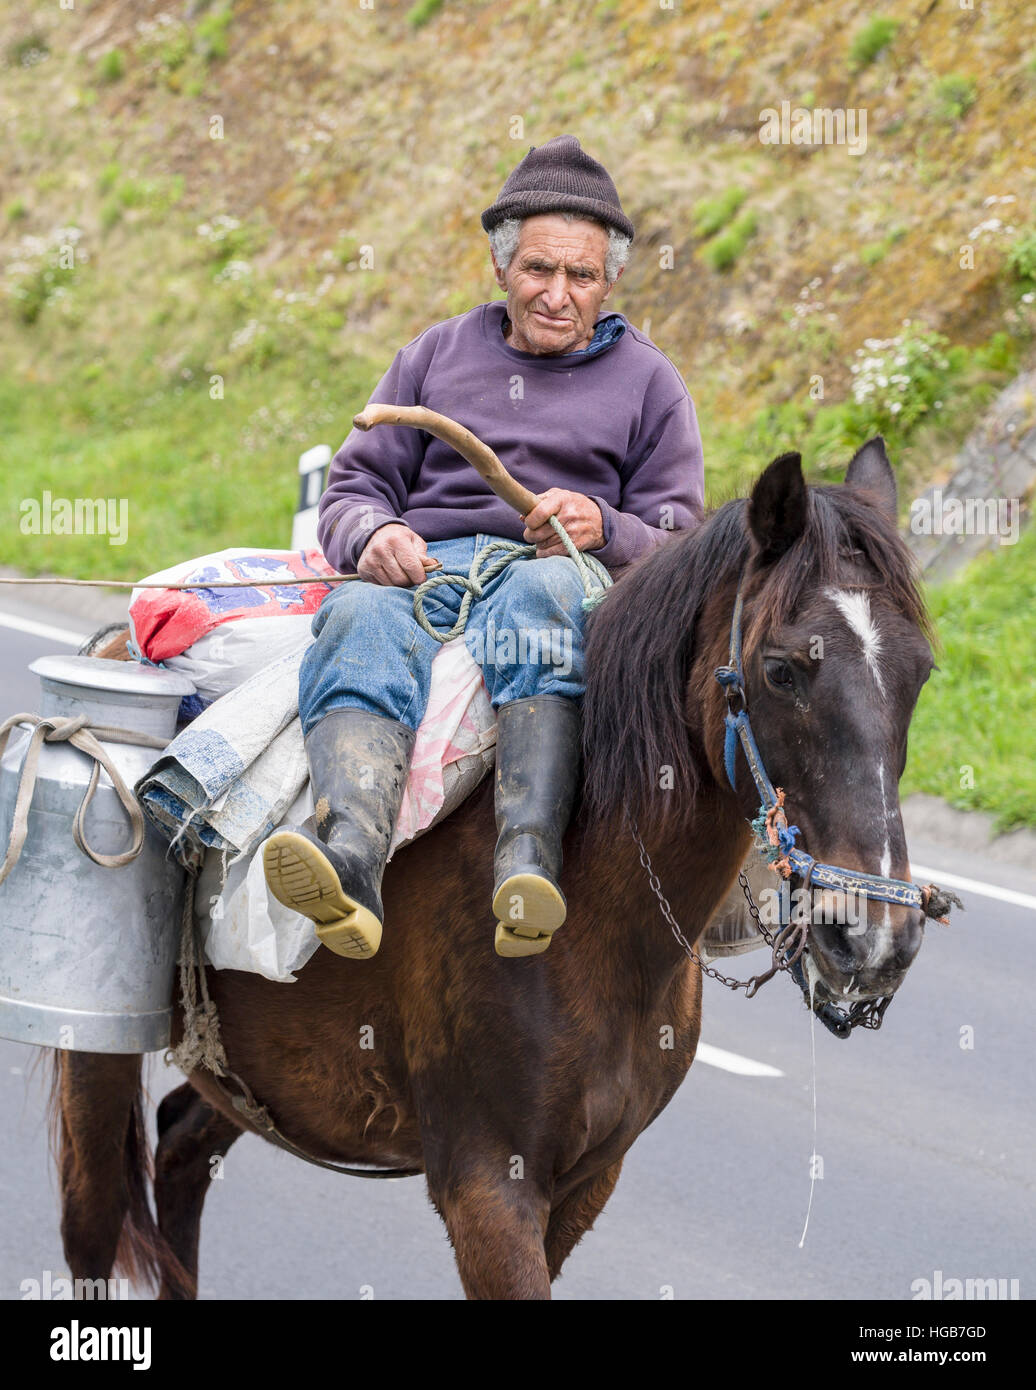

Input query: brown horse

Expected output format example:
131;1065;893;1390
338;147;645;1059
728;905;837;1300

49;437;933;1299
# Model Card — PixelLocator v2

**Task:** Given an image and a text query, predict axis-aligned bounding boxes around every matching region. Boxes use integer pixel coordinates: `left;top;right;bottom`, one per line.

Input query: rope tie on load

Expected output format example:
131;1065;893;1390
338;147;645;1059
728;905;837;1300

0;713;167;884
412;516;612;643
168;869;239;1083
167;869;423;1178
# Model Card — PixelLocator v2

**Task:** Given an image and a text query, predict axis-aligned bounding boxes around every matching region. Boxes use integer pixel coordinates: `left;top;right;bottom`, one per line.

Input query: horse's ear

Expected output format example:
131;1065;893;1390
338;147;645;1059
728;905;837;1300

748;451;808;564
844;436;897;522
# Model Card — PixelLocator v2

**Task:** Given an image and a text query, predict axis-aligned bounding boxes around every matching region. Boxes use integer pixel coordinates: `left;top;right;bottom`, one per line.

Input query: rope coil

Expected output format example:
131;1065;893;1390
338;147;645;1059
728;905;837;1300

412;517;612;644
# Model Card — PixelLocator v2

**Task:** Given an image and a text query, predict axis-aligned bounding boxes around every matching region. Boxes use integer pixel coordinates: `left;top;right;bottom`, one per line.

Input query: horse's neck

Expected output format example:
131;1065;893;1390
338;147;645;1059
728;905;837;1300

572;788;750;995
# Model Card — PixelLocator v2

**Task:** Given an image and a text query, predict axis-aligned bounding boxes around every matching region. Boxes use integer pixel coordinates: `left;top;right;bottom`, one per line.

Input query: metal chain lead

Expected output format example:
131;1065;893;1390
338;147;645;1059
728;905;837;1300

631;822;802;996
631;822;892;1034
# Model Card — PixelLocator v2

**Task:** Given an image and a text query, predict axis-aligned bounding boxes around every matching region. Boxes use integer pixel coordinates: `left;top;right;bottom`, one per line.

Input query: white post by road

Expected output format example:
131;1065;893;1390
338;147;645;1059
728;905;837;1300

291;445;332;551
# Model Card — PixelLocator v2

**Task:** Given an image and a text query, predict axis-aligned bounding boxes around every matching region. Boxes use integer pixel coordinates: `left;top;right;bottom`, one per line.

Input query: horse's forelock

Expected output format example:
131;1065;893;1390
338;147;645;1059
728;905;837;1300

743;486;931;652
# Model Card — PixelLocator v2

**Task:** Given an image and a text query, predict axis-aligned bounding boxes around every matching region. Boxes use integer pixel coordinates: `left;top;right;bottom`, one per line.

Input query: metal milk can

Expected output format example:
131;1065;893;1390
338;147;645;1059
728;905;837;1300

0;654;195;1053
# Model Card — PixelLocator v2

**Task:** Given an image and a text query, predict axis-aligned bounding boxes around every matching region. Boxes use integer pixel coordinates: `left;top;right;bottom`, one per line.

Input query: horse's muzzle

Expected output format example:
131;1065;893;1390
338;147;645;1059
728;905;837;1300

807;901;924;1001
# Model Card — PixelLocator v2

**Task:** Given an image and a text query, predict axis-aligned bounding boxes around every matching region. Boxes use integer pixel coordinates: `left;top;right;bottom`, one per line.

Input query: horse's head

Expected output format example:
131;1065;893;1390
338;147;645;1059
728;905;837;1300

727;438;934;1006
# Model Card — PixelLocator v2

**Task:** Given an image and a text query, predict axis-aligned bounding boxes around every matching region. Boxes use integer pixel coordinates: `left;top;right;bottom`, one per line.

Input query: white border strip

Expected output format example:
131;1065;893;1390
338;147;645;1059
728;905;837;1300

0;612;88;647
912;862;1036;913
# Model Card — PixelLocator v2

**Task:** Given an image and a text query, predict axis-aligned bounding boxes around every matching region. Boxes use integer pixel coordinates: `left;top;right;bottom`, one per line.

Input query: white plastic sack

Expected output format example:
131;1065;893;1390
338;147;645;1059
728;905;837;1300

196;638;498;981
163;615;316;710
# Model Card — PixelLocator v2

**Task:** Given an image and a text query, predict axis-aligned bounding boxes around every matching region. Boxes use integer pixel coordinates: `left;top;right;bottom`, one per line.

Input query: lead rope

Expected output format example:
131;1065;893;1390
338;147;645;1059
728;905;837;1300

412;517;612;643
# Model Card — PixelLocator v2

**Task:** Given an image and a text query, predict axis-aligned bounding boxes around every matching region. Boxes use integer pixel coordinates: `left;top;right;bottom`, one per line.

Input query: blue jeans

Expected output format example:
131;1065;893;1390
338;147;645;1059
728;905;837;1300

298;534;589;735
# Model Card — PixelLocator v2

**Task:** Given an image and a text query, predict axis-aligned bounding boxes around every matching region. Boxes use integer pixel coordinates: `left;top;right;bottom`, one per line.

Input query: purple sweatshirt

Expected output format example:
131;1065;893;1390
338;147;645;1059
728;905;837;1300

318;301;705;574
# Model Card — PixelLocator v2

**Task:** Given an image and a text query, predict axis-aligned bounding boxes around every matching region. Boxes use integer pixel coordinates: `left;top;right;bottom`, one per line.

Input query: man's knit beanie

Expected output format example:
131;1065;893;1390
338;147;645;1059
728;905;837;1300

480;134;635;241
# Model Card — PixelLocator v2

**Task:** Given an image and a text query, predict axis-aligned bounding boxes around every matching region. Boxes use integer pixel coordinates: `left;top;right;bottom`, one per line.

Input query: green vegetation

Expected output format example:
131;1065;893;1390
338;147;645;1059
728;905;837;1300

930;73;977;124
100;198;122;232
5;197;28;223
98;49;126;84
97;174;187;220
6;32;49;68
701;210;757;271
701;327;1017;503
1007;227;1036;284
0;351;380;581
859;224;907;267
158;28;191;73
407;0;445;27
903;524;1036;831
692;187;746;239
197;7;234;63
849;17;898;70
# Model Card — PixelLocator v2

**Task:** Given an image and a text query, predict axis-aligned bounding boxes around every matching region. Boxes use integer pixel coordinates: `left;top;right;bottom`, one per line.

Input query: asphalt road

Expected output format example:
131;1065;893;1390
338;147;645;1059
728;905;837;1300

1;605;1033;1301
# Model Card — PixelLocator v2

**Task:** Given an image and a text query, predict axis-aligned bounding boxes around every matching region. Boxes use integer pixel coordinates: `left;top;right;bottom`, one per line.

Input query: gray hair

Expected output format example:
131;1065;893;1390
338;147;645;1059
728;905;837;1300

488;213;631;286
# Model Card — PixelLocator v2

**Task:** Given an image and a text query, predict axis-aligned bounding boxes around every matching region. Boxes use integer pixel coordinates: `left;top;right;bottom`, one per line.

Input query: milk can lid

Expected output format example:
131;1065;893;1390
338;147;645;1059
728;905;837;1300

30;655;197;699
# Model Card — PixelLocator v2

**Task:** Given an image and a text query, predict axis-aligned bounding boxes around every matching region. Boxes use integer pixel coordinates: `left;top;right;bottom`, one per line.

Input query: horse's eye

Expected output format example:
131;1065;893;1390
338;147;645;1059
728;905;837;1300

764;659;795;690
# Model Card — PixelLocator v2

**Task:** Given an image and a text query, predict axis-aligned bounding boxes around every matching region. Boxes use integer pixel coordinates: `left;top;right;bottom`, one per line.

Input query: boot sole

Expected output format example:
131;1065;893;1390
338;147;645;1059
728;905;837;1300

492;871;566;956
263;831;382;961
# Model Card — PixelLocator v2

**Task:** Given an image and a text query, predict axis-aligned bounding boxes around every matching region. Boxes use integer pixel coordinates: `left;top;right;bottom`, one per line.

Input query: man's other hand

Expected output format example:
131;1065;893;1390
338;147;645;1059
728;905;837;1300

522;489;604;557
357;523;433;586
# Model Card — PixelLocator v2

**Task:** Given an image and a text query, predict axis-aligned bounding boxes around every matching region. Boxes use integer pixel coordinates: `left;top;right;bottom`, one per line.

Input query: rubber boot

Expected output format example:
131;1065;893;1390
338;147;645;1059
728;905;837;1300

492;694;582;958
263;709;415;960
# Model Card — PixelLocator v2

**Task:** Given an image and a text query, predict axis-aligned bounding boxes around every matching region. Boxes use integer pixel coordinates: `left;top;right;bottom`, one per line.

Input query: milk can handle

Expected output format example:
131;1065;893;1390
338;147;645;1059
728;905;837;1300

0;714;168;883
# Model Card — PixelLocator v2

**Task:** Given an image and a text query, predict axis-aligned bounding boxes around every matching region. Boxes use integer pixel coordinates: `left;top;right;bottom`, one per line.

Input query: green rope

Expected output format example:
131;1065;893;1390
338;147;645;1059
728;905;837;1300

412;515;613;644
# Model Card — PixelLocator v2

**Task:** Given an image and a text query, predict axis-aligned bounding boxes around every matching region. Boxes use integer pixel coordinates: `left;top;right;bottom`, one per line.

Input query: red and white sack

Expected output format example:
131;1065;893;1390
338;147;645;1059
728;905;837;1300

129;547;336;662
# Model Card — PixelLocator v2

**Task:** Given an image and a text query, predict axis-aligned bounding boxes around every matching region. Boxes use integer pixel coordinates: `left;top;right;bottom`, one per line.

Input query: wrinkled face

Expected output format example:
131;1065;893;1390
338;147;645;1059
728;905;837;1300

743;578;935;1005
491;213;615;355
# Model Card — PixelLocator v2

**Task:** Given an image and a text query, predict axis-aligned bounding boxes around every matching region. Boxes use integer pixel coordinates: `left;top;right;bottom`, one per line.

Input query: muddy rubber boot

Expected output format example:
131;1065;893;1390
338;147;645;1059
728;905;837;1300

492;694;581;959
263;709;415;961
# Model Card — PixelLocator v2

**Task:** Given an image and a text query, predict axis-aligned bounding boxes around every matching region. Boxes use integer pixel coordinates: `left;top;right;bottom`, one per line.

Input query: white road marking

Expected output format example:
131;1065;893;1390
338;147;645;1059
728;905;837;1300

696;1043;784;1077
911;863;1036;913
826;587;886;695
0;612;88;646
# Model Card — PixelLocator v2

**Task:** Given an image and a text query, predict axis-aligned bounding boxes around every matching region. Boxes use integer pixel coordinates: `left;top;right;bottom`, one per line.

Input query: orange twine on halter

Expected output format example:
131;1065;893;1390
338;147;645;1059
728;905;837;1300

765;788;795;879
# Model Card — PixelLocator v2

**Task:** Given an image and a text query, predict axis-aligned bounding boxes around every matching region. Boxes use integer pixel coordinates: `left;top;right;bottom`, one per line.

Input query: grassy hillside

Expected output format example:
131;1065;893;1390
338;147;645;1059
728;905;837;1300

903;525;1035;831
1;0;1033;823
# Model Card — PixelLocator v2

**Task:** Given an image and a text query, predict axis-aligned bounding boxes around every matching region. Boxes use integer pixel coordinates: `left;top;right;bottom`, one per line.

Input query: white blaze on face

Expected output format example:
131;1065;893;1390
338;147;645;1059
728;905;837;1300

825;588;886;696
827;583;897;968
871;762;893;964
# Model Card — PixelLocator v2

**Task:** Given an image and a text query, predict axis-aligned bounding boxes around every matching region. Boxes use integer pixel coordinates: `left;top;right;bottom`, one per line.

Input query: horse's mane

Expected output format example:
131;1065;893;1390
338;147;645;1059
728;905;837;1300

581;483;930;831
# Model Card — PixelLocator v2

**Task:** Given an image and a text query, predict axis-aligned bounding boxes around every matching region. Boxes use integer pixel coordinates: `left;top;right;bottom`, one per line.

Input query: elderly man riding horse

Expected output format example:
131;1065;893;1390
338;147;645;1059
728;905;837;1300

263;134;705;960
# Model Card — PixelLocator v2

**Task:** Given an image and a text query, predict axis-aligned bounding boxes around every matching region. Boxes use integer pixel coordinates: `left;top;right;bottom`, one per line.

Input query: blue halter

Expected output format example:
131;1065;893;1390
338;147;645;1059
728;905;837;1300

714;580;929;913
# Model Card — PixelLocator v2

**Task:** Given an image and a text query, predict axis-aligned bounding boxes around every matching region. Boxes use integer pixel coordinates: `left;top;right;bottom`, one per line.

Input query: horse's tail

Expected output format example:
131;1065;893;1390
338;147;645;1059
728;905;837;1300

44;1049;193;1299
